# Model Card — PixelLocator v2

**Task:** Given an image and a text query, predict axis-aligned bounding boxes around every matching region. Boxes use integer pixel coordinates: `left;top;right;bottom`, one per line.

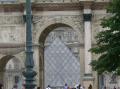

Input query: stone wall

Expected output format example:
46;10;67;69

0;2;110;89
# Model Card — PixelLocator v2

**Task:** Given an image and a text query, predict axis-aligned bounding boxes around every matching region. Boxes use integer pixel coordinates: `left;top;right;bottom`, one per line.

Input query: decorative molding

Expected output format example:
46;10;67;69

32;3;82;11
0;2;109;12
0;43;24;55
92;2;110;10
80;0;94;9
0;4;24;12
0;47;25;55
33;2;109;11
0;43;25;48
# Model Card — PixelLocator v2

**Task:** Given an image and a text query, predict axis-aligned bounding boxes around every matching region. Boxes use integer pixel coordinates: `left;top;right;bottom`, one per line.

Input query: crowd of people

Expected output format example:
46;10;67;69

46;83;85;89
102;86;119;89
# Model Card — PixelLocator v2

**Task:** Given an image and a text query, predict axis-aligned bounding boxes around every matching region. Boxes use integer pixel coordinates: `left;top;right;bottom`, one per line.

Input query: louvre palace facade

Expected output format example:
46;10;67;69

0;0;119;89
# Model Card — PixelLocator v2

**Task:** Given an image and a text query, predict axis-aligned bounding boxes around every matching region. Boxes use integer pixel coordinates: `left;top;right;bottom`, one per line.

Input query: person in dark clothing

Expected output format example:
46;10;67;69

88;84;92;89
114;86;116;89
104;86;106;89
0;83;3;89
37;87;40;89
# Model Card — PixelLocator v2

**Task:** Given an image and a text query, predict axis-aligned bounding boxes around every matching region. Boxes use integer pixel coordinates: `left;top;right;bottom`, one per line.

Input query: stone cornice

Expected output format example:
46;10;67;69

0;43;43;48
0;2;109;12
0;47;25;55
80;1;94;9
0;43;25;55
32;2;109;11
0;43;25;48
0;4;24;12
92;2;109;10
32;3;83;11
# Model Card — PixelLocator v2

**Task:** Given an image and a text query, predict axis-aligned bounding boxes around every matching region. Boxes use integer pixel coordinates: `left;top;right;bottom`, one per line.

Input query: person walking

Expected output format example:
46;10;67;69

64;83;68;89
78;84;84;89
46;85;51;89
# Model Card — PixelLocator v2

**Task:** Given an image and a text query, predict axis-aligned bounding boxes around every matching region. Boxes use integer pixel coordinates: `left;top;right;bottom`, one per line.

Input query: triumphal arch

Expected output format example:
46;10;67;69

0;0;117;89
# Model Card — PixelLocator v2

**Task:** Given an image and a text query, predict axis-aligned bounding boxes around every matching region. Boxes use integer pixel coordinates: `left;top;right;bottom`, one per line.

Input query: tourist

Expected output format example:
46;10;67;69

88;84;92;89
46;85;51;89
114;86;116;89
104;86;106;89
64;83;68;89
12;84;17;89
37;87;40;89
78;84;84;89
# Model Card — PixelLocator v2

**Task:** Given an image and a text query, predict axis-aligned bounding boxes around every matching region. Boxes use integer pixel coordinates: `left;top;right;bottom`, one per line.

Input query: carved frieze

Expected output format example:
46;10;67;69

33;15;83;29
32;14;84;44
0;15;24;25
0;26;25;43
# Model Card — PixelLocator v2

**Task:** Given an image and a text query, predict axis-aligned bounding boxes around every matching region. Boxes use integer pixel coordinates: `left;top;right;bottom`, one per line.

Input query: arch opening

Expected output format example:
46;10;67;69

0;55;24;89
39;23;81;89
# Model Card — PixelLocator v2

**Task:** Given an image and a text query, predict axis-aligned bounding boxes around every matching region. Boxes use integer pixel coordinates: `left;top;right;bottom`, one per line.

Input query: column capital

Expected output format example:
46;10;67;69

83;13;92;21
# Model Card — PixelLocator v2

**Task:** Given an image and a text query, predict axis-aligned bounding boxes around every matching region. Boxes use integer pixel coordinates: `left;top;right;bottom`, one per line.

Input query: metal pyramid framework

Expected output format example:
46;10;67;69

44;38;80;87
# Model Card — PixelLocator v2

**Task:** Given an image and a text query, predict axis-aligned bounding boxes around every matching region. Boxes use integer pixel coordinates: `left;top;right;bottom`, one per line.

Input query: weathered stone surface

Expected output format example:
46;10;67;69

0;2;112;89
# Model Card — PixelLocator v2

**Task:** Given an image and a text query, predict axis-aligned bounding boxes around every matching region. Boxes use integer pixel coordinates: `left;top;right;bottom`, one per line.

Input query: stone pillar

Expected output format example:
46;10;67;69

84;8;92;75
39;46;44;89
82;1;94;89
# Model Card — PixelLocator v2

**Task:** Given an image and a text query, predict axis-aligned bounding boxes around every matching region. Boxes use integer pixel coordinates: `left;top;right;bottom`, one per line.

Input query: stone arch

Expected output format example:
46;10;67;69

0;55;23;88
35;21;83;44
14;52;25;69
38;23;82;89
39;23;75;45
5;56;22;70
0;55;14;72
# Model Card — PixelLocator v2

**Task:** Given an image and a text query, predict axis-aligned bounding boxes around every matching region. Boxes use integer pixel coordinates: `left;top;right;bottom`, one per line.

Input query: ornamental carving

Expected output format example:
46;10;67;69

33;15;83;30
0;26;25;43
0;16;24;25
33;15;84;44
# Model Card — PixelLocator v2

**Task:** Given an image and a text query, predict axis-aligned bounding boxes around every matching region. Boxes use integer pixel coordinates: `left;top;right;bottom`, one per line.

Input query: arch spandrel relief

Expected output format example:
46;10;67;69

33;15;84;44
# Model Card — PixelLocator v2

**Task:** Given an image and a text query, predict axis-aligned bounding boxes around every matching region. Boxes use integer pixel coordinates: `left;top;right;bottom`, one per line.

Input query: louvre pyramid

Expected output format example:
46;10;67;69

44;38;80;87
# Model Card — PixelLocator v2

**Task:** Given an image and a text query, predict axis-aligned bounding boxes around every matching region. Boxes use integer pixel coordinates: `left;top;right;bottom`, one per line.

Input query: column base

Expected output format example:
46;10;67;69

83;73;94;89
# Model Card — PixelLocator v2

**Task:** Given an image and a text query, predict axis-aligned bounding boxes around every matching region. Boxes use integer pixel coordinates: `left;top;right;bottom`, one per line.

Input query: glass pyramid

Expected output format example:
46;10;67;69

44;38;80;88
